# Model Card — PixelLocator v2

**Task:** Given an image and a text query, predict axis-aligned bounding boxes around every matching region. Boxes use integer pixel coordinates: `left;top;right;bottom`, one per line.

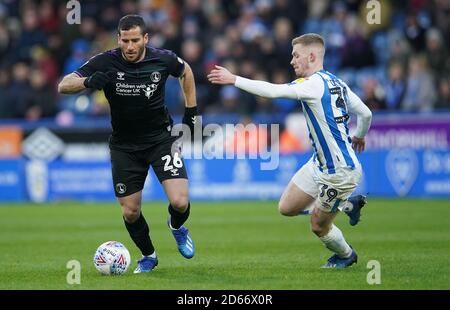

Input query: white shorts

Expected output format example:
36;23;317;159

291;158;362;213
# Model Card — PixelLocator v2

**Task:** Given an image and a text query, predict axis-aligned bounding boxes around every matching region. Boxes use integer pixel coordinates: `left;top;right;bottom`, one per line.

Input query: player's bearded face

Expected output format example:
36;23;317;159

118;27;149;62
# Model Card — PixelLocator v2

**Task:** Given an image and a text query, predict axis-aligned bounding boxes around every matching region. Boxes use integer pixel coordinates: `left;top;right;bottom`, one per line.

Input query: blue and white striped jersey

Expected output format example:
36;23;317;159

287;70;361;174
234;69;372;174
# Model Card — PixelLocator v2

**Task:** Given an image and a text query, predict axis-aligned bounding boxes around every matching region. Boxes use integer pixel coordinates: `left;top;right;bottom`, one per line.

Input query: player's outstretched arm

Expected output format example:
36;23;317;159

208;65;297;99
58;72;110;94
58;73;88;94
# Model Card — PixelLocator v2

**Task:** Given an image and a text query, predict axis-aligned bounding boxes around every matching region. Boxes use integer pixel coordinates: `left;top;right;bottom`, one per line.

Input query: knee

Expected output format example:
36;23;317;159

169;194;189;212
278;200;296;216
310;222;327;237
121;204;141;223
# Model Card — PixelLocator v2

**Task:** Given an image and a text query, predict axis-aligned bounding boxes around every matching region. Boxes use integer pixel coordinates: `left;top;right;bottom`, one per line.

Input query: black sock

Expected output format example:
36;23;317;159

123;212;154;256
168;203;190;229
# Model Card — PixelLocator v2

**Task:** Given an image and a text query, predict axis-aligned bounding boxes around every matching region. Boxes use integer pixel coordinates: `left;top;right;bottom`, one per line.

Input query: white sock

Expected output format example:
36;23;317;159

341;201;353;212
145;252;156;258
319;224;352;258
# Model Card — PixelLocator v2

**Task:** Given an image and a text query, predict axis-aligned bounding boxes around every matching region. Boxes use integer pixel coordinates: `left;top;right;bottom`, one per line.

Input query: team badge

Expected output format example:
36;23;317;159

150;72;161;83
115;183;127;194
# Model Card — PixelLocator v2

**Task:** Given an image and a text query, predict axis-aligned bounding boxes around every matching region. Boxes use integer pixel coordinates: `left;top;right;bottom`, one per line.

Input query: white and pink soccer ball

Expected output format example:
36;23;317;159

93;241;131;275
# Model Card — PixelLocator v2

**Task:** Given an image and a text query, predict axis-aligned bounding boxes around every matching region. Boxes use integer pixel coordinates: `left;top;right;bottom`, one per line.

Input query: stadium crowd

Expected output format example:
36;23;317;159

0;0;449;122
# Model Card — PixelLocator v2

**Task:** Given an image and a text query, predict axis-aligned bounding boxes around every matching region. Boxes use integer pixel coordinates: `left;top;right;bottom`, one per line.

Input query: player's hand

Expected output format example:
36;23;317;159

83;72;110;90
207;65;236;85
352;136;365;153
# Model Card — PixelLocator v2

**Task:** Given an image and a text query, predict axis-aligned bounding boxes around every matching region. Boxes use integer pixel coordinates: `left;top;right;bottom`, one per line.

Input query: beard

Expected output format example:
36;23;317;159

123;45;145;62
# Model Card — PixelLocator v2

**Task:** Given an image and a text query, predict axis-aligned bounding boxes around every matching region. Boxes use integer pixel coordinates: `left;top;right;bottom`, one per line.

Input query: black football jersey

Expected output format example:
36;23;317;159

75;46;185;150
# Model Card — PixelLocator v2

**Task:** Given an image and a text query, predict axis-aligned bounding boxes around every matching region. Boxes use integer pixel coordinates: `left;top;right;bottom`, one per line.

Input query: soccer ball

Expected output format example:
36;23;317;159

93;241;131;275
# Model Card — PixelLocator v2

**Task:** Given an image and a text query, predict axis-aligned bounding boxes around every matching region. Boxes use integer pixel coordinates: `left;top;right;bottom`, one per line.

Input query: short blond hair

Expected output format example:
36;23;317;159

292;33;325;49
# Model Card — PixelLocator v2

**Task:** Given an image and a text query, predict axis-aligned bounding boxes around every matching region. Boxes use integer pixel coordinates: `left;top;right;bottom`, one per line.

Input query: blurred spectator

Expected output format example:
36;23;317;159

10;62;31;118
63;39;91;75
99;6;121;31
79;17;98;43
404;12;426;52
402;55;437;112
39;0;59;33
384;62;406;110
19;69;56;121
434;0;450;40
273;0;307;31
238;4;269;43
341;15;375;69
31;46;59;85
219;85;243;114
16;7;47;60
388;31;412;69
273;17;294;72
321;1;347;71
424;28;449;81
160;21;182;54
0;22;12;66
0;68;13;118
362;77;386;111
436;78;450;109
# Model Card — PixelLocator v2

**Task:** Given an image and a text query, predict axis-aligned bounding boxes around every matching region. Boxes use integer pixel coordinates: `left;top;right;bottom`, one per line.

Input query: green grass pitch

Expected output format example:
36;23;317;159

0;199;449;290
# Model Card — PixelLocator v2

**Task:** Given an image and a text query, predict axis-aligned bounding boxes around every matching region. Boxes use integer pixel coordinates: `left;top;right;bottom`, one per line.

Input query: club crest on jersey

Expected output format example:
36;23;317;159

117;72;125;80
150;72;161;83
143;84;158;99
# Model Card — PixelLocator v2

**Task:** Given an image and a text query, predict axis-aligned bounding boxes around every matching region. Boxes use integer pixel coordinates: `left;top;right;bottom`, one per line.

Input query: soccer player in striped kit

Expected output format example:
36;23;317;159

208;33;372;268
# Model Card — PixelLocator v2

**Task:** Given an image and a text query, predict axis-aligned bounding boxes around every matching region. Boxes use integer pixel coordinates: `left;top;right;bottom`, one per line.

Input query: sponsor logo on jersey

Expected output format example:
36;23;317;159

294;77;309;84
117;72;125;80
143;84;158;99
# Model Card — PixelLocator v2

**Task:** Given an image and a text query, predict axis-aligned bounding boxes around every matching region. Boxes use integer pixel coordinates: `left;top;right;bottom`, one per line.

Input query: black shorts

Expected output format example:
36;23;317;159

110;137;187;197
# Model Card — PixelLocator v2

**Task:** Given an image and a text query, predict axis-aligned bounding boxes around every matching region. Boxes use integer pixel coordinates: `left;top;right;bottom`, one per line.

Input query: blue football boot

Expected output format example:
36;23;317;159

133;256;158;273
322;248;358;269
344;195;367;226
168;220;195;259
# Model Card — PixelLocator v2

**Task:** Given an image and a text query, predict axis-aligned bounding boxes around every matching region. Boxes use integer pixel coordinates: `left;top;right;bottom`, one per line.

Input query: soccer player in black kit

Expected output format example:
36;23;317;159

58;15;197;273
